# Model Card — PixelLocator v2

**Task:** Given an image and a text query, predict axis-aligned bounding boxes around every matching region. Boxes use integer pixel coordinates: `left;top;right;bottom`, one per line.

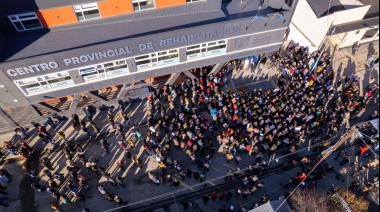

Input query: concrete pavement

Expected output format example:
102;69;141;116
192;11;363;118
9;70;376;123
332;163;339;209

0;42;378;212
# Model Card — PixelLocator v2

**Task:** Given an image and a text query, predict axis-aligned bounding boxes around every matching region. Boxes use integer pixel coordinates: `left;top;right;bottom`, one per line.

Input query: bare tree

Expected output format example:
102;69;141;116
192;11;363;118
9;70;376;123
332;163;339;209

289;189;342;212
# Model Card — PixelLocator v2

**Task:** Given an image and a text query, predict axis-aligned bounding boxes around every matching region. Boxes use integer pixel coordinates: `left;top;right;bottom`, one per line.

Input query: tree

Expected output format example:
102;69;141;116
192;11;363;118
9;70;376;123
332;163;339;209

289;189;342;212
332;190;369;212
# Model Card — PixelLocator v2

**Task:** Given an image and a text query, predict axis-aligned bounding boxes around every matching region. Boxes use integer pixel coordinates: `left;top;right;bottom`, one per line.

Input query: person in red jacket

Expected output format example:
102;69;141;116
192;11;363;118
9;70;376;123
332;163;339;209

297;172;307;181
356;144;369;156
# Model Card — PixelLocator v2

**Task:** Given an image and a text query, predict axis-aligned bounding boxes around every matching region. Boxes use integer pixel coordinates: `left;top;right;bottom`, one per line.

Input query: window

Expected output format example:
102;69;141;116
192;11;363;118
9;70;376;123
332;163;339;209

8;12;42;31
15;71;73;95
186;44;204;60
206;40;227;56
80;67;100;81
80;59;129;82
362;28;379;39
135;49;179;70
186;39;227;60
48;76;74;89
73;3;101;21
133;0;155;11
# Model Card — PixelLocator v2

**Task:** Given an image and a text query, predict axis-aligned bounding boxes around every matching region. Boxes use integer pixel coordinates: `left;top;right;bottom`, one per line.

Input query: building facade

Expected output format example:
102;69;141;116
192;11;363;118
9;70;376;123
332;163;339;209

287;0;378;51
0;0;297;129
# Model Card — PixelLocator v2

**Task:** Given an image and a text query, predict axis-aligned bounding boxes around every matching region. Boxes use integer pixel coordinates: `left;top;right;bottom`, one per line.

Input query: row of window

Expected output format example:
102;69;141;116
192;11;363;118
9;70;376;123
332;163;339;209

15;39;227;96
8;0;205;32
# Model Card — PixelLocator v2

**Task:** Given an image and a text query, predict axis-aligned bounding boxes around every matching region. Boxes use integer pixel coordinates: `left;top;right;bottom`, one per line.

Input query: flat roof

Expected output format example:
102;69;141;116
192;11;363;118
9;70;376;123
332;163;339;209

359;0;380;18
333;17;379;34
0;0;291;63
307;0;346;18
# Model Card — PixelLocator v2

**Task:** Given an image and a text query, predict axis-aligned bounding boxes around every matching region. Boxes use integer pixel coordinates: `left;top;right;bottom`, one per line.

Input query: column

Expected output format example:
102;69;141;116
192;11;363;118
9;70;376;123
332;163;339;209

208;63;226;76
182;70;197;80
68;93;81;114
165;72;182;85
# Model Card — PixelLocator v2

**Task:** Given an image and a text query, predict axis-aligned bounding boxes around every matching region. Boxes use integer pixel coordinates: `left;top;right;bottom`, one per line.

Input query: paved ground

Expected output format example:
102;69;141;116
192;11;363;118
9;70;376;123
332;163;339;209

0;42;378;212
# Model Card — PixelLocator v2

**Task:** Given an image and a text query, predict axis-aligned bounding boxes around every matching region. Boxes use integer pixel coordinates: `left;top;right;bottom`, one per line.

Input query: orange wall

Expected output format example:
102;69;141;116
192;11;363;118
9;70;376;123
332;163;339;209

37;6;78;28
117;0;134;14
98;0;134;17
156;0;186;9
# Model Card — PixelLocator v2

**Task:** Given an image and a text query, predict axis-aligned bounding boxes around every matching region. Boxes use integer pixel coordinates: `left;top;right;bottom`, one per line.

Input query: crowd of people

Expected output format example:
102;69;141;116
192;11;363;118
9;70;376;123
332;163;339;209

0;42;378;211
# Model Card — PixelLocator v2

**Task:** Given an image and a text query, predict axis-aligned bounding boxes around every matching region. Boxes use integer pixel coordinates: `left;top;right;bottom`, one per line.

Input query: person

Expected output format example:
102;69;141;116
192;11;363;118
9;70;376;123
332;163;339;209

191;201;199;210
57;131;67;142
15;128;28;139
45;117;56;129
117;160;125;171
182;202;190;210
114;195;127;205
101;136;110;154
0;173;11;185
202;195;209;204
352;43;360;55
148;172;160;186
89;119;101;134
31;182;44;192
226;191;233;201
42;157;54;170
356;144;369;156
336;167;349;181
98;185;107;195
210;192;217;201
173;179;180;187
4;142;16;155
367;52;378;65
116;176;126;188
60;195;71;205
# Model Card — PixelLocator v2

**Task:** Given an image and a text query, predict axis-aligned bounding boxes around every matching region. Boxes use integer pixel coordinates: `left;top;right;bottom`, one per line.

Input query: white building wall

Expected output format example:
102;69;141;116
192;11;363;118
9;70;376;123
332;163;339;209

289;0;370;49
288;22;316;51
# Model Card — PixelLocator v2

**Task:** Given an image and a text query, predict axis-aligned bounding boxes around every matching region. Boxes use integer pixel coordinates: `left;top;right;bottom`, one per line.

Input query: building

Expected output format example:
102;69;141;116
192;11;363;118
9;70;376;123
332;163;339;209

0;0;298;129
288;0;378;51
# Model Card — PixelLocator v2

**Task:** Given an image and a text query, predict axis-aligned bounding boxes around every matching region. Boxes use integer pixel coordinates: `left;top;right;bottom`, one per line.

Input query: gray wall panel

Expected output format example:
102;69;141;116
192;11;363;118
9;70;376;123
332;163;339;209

126;58;137;73
1;16;291;81
227;28;287;53
179;48;187;63
22;43;282;105
69;69;84;84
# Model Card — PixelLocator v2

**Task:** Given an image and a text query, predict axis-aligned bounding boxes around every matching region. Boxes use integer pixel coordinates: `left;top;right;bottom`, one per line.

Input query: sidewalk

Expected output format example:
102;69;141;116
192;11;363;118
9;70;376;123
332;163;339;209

0;43;378;212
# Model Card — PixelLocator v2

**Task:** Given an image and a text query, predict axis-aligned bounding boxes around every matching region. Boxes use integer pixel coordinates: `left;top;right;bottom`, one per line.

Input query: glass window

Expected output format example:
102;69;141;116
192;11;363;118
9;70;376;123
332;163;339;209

157;50;179;65
21;82;45;93
135;55;150;60
8;12;42;31
136;59;151;66
187;45;200;50
73;3;101;21
133;0;155;11
48;76;74;88
80;67;100;81
15;72;73;95
207;44;226;52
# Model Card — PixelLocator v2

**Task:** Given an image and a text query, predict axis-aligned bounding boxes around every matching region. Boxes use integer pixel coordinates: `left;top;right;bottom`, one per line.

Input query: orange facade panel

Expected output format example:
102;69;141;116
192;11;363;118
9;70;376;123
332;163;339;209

117;0;134;14
156;0;186;9
57;7;78;24
36;11;58;28
98;0;117;17
38;7;77;28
